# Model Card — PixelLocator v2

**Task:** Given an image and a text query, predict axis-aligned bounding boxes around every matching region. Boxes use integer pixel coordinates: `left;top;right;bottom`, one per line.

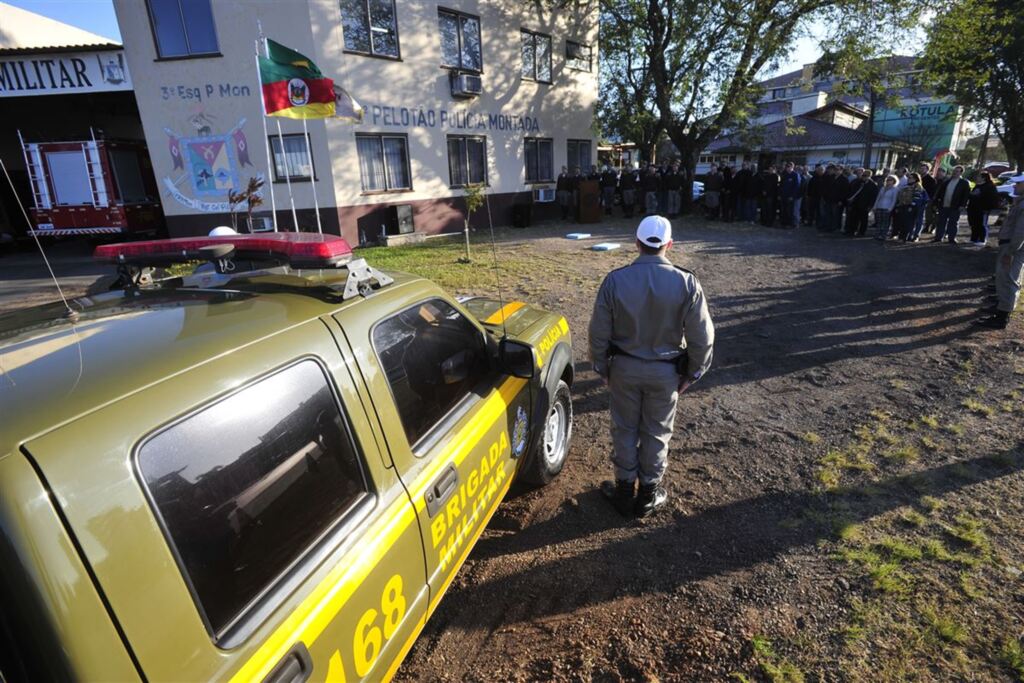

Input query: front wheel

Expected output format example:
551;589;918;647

521;379;572;486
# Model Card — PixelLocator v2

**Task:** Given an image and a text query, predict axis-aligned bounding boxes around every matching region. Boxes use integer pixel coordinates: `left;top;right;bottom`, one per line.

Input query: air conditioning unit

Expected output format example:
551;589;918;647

566;42;586;60
451;73;482;98
533;187;555;203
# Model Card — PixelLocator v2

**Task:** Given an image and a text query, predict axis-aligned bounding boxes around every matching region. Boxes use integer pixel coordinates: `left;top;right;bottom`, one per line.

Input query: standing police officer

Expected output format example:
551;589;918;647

589;216;715;517
977;174;1024;329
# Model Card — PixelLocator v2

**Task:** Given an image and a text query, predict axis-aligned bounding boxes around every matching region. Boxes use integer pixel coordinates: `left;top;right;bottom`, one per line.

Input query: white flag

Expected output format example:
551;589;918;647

333;85;364;123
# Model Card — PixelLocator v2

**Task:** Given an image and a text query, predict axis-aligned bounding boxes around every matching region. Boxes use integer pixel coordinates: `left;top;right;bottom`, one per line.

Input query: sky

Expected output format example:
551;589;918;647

9;0;821;75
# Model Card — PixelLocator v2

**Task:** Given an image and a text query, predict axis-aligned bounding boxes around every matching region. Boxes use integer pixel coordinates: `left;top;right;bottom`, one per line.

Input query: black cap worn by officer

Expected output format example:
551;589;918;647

589;216;715;517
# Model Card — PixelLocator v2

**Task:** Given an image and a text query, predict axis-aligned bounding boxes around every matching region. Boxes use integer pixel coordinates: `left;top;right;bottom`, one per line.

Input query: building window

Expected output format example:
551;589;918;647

771;87;786;100
372;299;490;446
269;134;315;182
447;135;487;187
339;0;400;59
566;41;591;72
145;0;219;58
137;360;370;638
438;9;482;72
567;139;591;171
355;134;411;192
524;138;553;183
520;30;551;82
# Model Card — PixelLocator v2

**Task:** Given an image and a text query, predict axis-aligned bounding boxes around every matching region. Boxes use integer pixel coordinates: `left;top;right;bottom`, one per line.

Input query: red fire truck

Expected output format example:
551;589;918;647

19;133;164;238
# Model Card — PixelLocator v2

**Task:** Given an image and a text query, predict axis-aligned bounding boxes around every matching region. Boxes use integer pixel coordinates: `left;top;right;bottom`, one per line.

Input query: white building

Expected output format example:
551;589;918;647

112;0;599;242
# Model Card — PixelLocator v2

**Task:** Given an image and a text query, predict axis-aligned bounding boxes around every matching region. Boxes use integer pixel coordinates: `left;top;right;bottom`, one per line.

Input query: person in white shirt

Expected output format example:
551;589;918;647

872;175;900;240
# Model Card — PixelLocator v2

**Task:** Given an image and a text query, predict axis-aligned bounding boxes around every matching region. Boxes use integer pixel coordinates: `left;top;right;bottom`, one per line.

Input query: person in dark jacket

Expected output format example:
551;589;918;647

824;165;849;232
807;165;825;228
641;165;661;216
704;164;724;219
759;165;780;227
917;163;937;236
733;162;756;223
967;171;1000;245
932;165;971;243
663;163;684;218
721;166;735;222
619;165;639;218
778;162;801;228
600;165;619;216
845;169;878;236
556;166;573;220
895;173;930;241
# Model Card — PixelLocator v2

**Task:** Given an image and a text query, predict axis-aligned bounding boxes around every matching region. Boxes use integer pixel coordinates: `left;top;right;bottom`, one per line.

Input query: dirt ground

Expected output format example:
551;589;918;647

393;216;1024;682
4;217;1023;681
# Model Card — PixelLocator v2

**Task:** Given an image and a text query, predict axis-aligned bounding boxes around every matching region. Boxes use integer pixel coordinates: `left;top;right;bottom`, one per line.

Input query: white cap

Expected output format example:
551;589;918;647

209;226;238;237
636;215;672;248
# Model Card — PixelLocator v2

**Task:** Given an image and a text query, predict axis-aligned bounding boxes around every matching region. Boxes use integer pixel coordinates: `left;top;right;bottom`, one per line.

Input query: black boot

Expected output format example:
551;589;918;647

601;479;636;517
974;311;1009;329
634;483;667;518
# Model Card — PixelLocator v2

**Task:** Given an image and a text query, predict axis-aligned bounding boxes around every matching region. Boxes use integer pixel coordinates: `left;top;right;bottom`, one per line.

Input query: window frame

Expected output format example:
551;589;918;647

354;132;413;194
524;137;554;183
771;87;786;100
567;138;592;171
369;298;493;453
133;356;375;645
520;29;552;84
144;0;221;60
565;40;592;72
446;134;489;188
437;7;484;73
339;0;402;61
268;133;317;183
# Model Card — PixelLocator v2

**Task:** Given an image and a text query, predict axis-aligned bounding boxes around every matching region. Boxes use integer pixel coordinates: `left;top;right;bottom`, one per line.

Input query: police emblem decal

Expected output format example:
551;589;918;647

512;406;529;458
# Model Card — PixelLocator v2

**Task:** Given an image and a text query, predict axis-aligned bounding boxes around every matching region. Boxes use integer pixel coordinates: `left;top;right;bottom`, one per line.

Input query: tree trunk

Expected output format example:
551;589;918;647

864;90;876;169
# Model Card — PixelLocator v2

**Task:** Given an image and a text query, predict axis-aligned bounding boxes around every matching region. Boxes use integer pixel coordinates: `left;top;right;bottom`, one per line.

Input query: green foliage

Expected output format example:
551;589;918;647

750;636;805;683
1001;638;1024;680
922;0;1024;166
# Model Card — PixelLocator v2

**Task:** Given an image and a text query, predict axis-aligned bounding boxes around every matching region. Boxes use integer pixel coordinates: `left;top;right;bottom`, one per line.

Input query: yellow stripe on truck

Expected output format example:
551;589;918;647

229;376;527;683
483;301;525;325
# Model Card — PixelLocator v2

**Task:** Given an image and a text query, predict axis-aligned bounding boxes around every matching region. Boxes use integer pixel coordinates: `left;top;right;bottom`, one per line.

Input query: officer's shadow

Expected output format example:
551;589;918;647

438;443;1024;628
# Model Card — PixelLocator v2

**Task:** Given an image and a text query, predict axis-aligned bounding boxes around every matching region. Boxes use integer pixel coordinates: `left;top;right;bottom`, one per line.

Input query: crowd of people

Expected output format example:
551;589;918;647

555;162;690;221
701;161;1004;246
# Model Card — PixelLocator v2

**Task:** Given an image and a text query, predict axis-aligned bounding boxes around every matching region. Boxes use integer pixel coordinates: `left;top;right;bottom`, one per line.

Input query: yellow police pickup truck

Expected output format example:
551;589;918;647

0;233;572;682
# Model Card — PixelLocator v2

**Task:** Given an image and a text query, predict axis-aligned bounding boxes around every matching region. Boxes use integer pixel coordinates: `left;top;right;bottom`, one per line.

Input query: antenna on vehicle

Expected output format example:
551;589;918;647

0;151;79;322
483;191;509;339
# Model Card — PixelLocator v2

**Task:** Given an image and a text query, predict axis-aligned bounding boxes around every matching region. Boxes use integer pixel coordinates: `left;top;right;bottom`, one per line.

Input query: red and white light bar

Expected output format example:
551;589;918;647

94;233;354;269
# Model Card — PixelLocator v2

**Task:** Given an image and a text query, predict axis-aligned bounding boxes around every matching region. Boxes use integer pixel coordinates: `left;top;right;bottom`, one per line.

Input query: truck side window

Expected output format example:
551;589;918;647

136;360;370;639
373;299;488;445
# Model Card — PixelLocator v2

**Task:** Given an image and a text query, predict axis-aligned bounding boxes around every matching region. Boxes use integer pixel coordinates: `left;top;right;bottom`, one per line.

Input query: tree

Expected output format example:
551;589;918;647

922;0;1024;170
458;183;485;264
600;0;923;193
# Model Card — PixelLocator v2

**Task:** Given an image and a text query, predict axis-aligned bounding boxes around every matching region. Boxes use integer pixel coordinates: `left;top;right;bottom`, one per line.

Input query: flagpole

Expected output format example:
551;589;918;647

275;118;300;231
301;117;323;234
254;41;278;232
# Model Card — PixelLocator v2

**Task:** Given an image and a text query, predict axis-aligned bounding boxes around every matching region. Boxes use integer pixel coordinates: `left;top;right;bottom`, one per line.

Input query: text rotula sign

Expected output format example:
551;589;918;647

0;50;132;97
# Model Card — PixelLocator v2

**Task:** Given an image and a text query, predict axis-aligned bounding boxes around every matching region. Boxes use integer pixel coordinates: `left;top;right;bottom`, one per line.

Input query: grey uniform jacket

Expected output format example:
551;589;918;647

589;254;715;381
998;195;1024;250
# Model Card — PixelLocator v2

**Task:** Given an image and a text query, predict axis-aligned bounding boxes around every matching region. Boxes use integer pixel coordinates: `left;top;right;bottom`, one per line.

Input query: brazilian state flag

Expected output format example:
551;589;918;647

259;39;335;119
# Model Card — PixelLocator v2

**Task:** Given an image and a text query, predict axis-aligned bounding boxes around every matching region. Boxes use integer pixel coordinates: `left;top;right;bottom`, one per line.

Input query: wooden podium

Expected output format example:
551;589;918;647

576;179;601;223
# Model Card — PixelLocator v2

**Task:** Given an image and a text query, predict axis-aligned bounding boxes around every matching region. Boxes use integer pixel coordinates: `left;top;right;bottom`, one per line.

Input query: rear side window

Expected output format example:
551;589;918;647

137;360;369;638
373;299;489;445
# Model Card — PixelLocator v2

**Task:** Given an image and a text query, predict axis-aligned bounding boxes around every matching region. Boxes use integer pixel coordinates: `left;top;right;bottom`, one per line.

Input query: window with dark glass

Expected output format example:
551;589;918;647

372;299;489;446
355;134;411;192
269;134;315;181
772;87;786;99
566;41;591;72
145;0;219;58
521;30;551;82
438;9;482;72
137;360;369;638
447;135;487;187
567;139;592;171
525;138;553;183
339;0;400;58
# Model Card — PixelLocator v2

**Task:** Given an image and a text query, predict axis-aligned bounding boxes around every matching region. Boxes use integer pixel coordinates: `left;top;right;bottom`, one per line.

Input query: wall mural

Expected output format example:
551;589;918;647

161;108;260;212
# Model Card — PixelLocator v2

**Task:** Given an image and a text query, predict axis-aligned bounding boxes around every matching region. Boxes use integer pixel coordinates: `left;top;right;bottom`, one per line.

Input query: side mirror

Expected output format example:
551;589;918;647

498;338;536;379
440;350;473;385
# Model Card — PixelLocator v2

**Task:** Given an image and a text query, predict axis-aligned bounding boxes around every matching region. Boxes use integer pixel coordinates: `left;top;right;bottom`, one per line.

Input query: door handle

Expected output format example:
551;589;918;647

262;642;313;683
425;463;459;517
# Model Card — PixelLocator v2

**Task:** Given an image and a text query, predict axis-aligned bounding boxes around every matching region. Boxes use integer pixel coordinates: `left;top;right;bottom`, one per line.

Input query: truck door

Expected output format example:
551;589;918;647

333;292;532;619
21;321;427;682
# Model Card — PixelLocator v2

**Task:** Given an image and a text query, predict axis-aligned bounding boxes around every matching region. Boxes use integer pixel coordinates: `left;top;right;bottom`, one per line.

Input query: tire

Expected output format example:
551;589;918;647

521;379;572;486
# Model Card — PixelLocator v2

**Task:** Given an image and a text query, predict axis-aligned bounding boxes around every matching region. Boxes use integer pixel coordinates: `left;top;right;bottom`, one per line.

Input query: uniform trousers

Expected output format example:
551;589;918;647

601;186;616;213
608;355;679;486
557;190;572;218
995;243;1024;313
666;190;681;216
644;191;659;215
621;189;636;216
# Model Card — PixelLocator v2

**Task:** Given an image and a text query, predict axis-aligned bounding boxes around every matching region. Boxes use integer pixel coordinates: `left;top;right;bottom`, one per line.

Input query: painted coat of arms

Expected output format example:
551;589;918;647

162;114;256;212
